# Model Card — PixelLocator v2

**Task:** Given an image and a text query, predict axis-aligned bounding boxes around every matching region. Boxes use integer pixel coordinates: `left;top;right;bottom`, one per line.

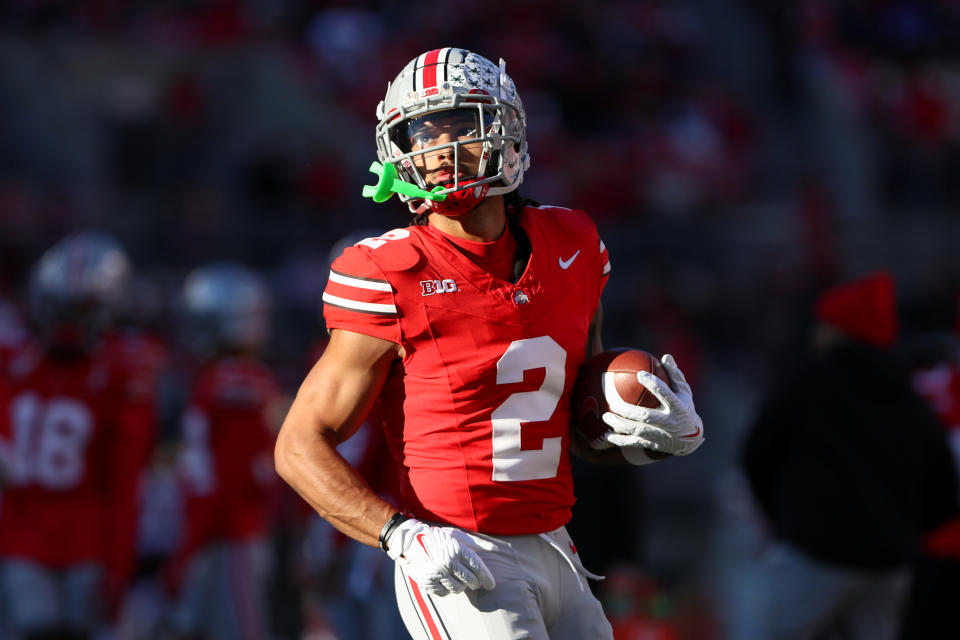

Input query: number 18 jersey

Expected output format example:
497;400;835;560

0;341;154;575
323;206;611;535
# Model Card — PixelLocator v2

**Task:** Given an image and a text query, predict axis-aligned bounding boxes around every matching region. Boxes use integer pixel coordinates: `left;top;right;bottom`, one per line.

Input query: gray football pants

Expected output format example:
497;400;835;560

394;526;613;640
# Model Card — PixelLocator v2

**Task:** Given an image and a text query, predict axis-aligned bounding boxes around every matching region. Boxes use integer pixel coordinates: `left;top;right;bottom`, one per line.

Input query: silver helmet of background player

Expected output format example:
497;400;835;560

375;48;530;212
180;262;272;357
28;229;132;347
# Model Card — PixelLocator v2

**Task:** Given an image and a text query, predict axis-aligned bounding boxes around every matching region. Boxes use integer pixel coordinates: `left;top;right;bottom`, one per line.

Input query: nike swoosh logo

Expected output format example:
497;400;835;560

558;250;581;269
416;533;430;555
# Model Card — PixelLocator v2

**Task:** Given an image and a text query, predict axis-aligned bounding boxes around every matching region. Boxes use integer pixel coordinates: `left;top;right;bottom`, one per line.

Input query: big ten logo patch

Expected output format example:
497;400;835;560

420;279;458;296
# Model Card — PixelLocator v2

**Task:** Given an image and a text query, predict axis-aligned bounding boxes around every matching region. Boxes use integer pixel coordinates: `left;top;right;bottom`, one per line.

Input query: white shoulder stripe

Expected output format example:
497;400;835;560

322;292;397;315
599;239;606;252
602;261;611;276
329;270;393;292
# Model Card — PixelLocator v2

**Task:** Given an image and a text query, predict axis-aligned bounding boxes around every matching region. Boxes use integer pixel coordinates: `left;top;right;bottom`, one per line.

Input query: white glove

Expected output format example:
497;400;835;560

385;518;496;596
600;354;704;456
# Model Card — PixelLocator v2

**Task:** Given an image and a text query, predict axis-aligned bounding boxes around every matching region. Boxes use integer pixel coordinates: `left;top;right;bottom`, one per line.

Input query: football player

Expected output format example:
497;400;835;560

168;262;284;640
275;48;705;639
0;231;156;640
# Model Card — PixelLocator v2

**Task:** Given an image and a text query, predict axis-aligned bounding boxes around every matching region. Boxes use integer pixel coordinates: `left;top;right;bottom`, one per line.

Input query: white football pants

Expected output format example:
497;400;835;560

393;525;613;640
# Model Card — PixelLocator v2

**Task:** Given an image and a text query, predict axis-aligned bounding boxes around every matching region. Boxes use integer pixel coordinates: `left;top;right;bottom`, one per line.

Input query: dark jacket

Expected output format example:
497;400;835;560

742;341;960;569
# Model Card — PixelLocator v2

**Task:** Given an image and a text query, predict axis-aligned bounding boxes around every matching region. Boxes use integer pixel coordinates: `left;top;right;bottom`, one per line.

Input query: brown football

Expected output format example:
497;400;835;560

571;348;672;448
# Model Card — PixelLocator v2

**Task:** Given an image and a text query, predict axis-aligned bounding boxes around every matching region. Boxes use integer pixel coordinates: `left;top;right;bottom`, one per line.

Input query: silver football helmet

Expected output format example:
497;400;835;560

28;229;132;347
180;262;272;357
375;48;530;211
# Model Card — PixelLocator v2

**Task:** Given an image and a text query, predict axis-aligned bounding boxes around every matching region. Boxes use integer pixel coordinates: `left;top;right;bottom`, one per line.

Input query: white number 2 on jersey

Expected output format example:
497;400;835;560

8;392;94;489
491;336;567;482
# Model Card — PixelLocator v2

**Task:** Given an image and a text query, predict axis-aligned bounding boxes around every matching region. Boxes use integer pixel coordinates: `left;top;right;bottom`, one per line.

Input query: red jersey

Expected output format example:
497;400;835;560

322;205;610;535
103;329;170;415
0;339;155;578
100;329;168;580
177;356;281;554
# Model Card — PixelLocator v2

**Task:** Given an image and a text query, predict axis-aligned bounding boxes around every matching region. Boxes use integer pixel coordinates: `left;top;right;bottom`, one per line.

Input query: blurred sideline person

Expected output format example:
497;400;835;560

0;231;156;640
275;48;704;639
167;262;284;640
103;273;175;640
740;271;959;640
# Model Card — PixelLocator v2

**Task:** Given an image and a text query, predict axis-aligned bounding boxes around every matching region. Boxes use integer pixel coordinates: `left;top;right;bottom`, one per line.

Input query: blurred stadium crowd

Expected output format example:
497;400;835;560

2;1;960;639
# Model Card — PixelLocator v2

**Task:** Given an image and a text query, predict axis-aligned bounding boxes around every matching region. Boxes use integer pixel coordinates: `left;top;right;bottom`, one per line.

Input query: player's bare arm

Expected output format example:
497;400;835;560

274;328;401;547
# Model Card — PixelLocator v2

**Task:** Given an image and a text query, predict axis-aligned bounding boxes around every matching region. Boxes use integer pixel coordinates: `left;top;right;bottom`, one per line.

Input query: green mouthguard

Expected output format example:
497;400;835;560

361;161;447;203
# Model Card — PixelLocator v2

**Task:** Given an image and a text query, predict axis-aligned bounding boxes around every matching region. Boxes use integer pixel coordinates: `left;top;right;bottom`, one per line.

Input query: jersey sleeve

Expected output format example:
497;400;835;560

545;205;611;286
322;245;401;343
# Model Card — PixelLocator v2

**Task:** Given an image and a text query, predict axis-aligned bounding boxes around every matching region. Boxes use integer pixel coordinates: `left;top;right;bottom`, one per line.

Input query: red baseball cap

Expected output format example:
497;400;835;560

814;271;897;348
